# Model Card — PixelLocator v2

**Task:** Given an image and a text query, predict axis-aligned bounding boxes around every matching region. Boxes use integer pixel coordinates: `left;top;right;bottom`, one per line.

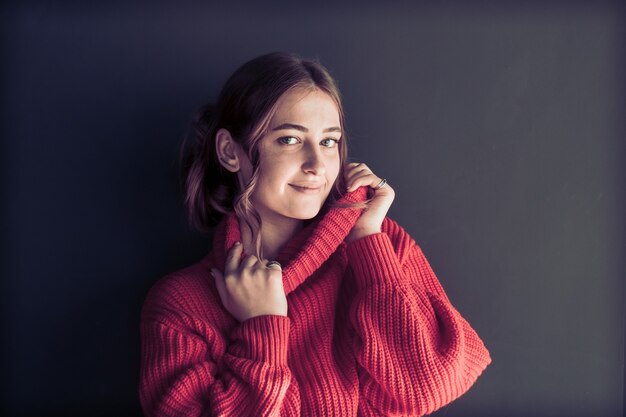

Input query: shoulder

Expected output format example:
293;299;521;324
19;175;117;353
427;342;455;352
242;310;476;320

144;261;209;308
141;258;225;329
381;217;421;265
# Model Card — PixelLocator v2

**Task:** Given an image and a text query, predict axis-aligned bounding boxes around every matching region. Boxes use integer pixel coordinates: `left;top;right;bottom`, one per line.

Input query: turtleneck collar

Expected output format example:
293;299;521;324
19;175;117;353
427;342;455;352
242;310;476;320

205;186;368;295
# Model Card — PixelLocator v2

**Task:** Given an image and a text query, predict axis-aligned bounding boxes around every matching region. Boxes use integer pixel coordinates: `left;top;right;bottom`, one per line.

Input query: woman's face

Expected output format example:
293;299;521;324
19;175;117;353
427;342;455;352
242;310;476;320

246;87;342;224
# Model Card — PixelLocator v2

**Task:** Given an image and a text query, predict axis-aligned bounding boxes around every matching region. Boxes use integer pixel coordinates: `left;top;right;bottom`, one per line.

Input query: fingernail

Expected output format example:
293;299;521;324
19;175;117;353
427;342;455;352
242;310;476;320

234;241;241;246
209;269;215;277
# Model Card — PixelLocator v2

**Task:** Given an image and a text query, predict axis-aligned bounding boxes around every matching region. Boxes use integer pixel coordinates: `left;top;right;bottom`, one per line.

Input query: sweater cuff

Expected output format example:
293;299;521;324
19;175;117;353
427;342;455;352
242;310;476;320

229;315;291;365
346;232;405;289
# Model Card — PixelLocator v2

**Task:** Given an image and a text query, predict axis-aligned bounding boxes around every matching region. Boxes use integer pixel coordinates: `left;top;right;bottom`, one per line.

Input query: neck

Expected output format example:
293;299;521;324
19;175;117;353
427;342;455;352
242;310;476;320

240;213;304;260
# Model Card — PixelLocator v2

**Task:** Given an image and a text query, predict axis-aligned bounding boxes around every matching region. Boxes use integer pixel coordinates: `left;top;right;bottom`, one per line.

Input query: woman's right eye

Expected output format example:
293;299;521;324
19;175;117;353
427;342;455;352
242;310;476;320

278;136;299;145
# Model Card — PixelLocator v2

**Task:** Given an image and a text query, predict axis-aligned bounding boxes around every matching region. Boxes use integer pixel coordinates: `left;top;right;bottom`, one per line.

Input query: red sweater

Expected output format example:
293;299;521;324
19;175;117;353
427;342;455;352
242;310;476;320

139;187;491;416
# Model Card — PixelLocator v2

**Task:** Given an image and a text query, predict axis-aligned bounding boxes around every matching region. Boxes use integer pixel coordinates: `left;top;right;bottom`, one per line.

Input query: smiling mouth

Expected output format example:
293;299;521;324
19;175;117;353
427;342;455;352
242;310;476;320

289;184;323;192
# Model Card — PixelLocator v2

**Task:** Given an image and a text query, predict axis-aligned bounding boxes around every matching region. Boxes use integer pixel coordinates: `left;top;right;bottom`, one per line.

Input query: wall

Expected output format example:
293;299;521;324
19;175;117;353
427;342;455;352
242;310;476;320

1;2;624;416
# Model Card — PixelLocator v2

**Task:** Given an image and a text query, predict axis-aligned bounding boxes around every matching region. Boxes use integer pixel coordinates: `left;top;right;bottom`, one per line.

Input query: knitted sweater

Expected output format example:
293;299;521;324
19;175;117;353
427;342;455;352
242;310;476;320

139;187;491;416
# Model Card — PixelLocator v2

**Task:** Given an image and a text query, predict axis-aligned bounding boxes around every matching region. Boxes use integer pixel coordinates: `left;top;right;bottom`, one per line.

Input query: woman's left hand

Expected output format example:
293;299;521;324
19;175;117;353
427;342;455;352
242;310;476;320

344;162;395;243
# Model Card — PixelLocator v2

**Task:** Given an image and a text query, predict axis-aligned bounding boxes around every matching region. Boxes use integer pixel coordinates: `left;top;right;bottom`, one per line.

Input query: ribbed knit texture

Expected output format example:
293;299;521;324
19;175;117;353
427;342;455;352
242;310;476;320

139;187;491;416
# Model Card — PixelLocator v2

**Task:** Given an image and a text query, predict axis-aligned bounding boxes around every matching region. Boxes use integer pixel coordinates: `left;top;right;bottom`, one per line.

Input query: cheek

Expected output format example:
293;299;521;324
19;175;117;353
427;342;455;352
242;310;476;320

235;153;254;187
275;160;298;181
328;157;341;181
258;161;293;191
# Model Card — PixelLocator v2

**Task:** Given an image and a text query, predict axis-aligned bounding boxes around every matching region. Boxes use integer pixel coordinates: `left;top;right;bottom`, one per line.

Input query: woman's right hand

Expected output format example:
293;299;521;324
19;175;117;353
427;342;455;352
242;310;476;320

211;242;288;322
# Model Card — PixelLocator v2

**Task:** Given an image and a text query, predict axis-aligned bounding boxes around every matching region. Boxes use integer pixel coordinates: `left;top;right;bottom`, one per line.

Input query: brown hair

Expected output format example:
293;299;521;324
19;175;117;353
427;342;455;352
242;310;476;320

180;52;351;258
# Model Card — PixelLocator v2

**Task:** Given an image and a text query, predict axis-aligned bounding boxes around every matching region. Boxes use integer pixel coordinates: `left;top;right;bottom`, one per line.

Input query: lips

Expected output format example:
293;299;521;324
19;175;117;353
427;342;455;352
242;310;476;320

290;184;322;190
289;183;324;193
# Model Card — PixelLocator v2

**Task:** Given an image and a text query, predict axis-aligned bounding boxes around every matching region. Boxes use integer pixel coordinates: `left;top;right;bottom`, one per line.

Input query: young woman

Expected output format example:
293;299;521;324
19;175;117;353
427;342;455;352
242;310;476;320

139;52;491;417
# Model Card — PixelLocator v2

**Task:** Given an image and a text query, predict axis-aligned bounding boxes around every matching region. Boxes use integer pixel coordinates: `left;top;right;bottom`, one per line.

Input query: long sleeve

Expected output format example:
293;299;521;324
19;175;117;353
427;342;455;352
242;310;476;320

139;276;296;417
346;219;491;416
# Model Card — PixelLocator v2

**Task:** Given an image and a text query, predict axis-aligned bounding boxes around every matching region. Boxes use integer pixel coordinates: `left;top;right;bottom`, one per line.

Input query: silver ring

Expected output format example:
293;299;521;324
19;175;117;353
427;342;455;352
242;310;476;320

266;261;282;270
373;178;387;190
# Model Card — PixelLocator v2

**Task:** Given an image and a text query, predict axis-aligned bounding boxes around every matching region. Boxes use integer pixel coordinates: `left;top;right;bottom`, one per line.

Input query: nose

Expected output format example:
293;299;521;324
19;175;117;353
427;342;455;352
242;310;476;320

301;143;326;176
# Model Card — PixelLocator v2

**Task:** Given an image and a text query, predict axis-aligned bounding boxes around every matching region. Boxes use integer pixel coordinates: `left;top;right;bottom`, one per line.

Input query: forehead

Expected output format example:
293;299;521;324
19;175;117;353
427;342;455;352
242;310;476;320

269;87;340;126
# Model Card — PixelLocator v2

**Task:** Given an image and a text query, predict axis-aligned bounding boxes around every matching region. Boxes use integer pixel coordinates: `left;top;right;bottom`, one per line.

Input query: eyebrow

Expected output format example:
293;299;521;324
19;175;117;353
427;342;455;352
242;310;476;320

270;123;342;134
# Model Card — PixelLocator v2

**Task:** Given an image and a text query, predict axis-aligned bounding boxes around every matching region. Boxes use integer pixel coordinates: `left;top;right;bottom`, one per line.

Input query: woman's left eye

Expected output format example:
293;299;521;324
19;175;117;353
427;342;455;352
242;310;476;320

320;138;340;148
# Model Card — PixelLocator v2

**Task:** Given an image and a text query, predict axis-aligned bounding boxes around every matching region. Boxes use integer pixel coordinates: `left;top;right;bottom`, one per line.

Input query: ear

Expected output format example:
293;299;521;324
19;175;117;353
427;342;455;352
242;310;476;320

215;128;243;172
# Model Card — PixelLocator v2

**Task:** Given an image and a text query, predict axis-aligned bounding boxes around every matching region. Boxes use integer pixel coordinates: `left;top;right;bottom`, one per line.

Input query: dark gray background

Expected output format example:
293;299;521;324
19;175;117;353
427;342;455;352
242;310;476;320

1;1;624;416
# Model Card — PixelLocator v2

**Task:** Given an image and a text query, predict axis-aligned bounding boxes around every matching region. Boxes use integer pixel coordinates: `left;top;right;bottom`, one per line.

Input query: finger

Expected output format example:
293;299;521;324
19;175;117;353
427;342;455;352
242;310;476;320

344;162;369;177
344;163;372;184
361;176;385;191
224;242;243;272
347;172;380;191
345;168;370;184
265;260;282;271
241;254;259;269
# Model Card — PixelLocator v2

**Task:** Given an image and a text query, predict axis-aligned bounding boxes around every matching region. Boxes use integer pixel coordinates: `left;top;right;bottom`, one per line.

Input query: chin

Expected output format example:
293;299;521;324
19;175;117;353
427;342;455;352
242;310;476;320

291;209;322;220
285;204;324;220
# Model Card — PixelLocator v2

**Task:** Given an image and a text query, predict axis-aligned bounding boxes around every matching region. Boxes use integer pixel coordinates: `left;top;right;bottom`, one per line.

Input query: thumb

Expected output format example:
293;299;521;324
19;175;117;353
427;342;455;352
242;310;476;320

210;268;228;304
